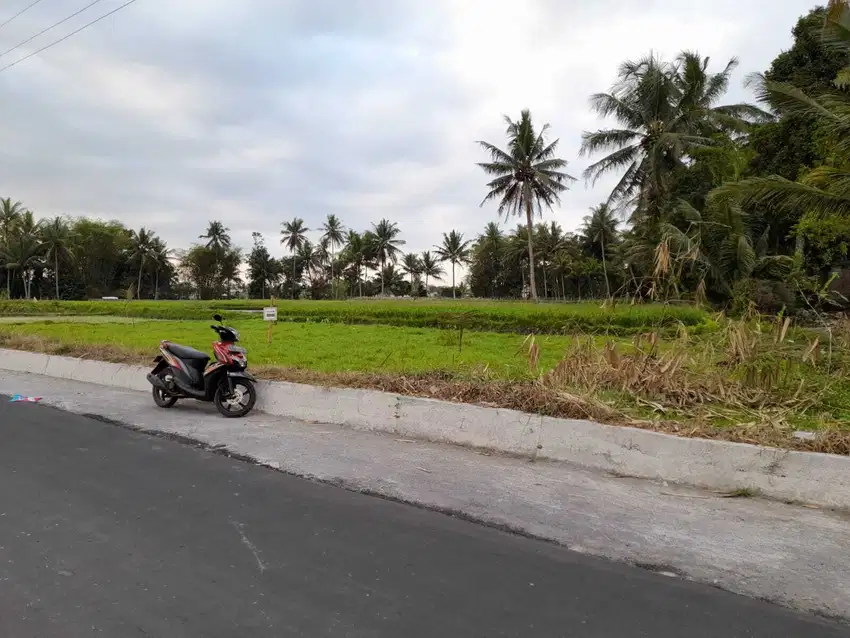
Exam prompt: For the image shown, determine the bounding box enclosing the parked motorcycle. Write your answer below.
[146,314,257,418]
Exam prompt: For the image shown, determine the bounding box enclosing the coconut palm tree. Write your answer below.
[400,252,421,295]
[198,220,231,297]
[434,230,472,298]
[419,251,444,293]
[535,221,567,299]
[671,51,771,134]
[0,198,24,229]
[477,109,575,301]
[479,221,504,245]
[40,216,76,300]
[473,222,506,298]
[280,217,310,299]
[321,214,346,298]
[506,224,533,294]
[377,264,406,295]
[362,230,380,286]
[129,227,155,299]
[580,52,768,237]
[581,204,620,298]
[200,220,231,254]
[370,219,405,295]
[2,236,41,299]
[1,211,42,299]
[344,230,367,297]
[0,198,24,245]
[297,240,322,291]
[0,198,25,298]
[149,237,173,300]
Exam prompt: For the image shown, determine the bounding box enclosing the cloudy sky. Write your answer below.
[0,0,819,259]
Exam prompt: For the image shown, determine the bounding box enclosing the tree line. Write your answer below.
[0,198,619,302]
[1,3,848,309]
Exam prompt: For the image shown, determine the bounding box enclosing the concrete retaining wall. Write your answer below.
[3,347,850,508]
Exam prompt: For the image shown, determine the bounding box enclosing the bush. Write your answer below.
[731,279,793,316]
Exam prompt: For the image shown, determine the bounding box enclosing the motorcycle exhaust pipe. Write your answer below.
[147,373,167,390]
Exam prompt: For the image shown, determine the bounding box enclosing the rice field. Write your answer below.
[0,299,715,335]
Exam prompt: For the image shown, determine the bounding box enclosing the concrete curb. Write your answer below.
[3,347,850,509]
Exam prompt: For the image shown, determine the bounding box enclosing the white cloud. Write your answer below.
[0,0,818,262]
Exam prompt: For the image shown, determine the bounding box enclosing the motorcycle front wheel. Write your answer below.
[214,378,256,418]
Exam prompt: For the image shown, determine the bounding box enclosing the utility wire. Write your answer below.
[0,0,137,73]
[0,0,47,32]
[0,0,106,59]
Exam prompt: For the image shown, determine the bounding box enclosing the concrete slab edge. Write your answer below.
[2,347,849,509]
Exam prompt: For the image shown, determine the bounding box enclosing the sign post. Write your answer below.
[264,298,278,343]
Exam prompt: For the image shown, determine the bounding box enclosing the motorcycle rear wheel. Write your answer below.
[214,379,256,418]
[152,379,178,408]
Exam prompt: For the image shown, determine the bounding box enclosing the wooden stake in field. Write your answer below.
[264,296,278,344]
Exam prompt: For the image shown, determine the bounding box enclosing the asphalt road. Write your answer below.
[0,399,846,638]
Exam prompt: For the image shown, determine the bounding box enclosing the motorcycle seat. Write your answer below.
[165,343,210,361]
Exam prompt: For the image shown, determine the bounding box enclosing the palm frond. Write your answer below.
[802,166,850,198]
[753,254,794,279]
[823,0,850,52]
[476,161,516,177]
[475,141,514,164]
[588,92,644,127]
[713,175,850,218]
[606,161,642,204]
[711,103,774,123]
[660,221,698,256]
[748,76,841,122]
[578,129,640,156]
[581,144,640,185]
[533,157,570,172]
[675,200,703,223]
[700,58,737,105]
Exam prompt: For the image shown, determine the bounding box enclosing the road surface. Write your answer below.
[0,399,846,637]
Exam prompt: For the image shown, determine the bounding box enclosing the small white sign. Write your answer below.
[263,307,278,322]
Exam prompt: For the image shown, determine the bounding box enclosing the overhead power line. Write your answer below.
[0,0,138,74]
[0,0,47,32]
[0,0,106,60]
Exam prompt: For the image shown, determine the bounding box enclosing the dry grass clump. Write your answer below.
[0,333,147,364]
[539,315,825,411]
[527,312,850,453]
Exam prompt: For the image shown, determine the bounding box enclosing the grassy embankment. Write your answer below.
[0,299,848,454]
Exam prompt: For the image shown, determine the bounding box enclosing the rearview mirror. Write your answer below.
[213,314,223,323]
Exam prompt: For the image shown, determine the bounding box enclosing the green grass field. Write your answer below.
[0,315,160,324]
[0,317,577,379]
[0,299,714,336]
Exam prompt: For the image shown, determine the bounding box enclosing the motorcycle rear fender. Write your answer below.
[150,357,168,375]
